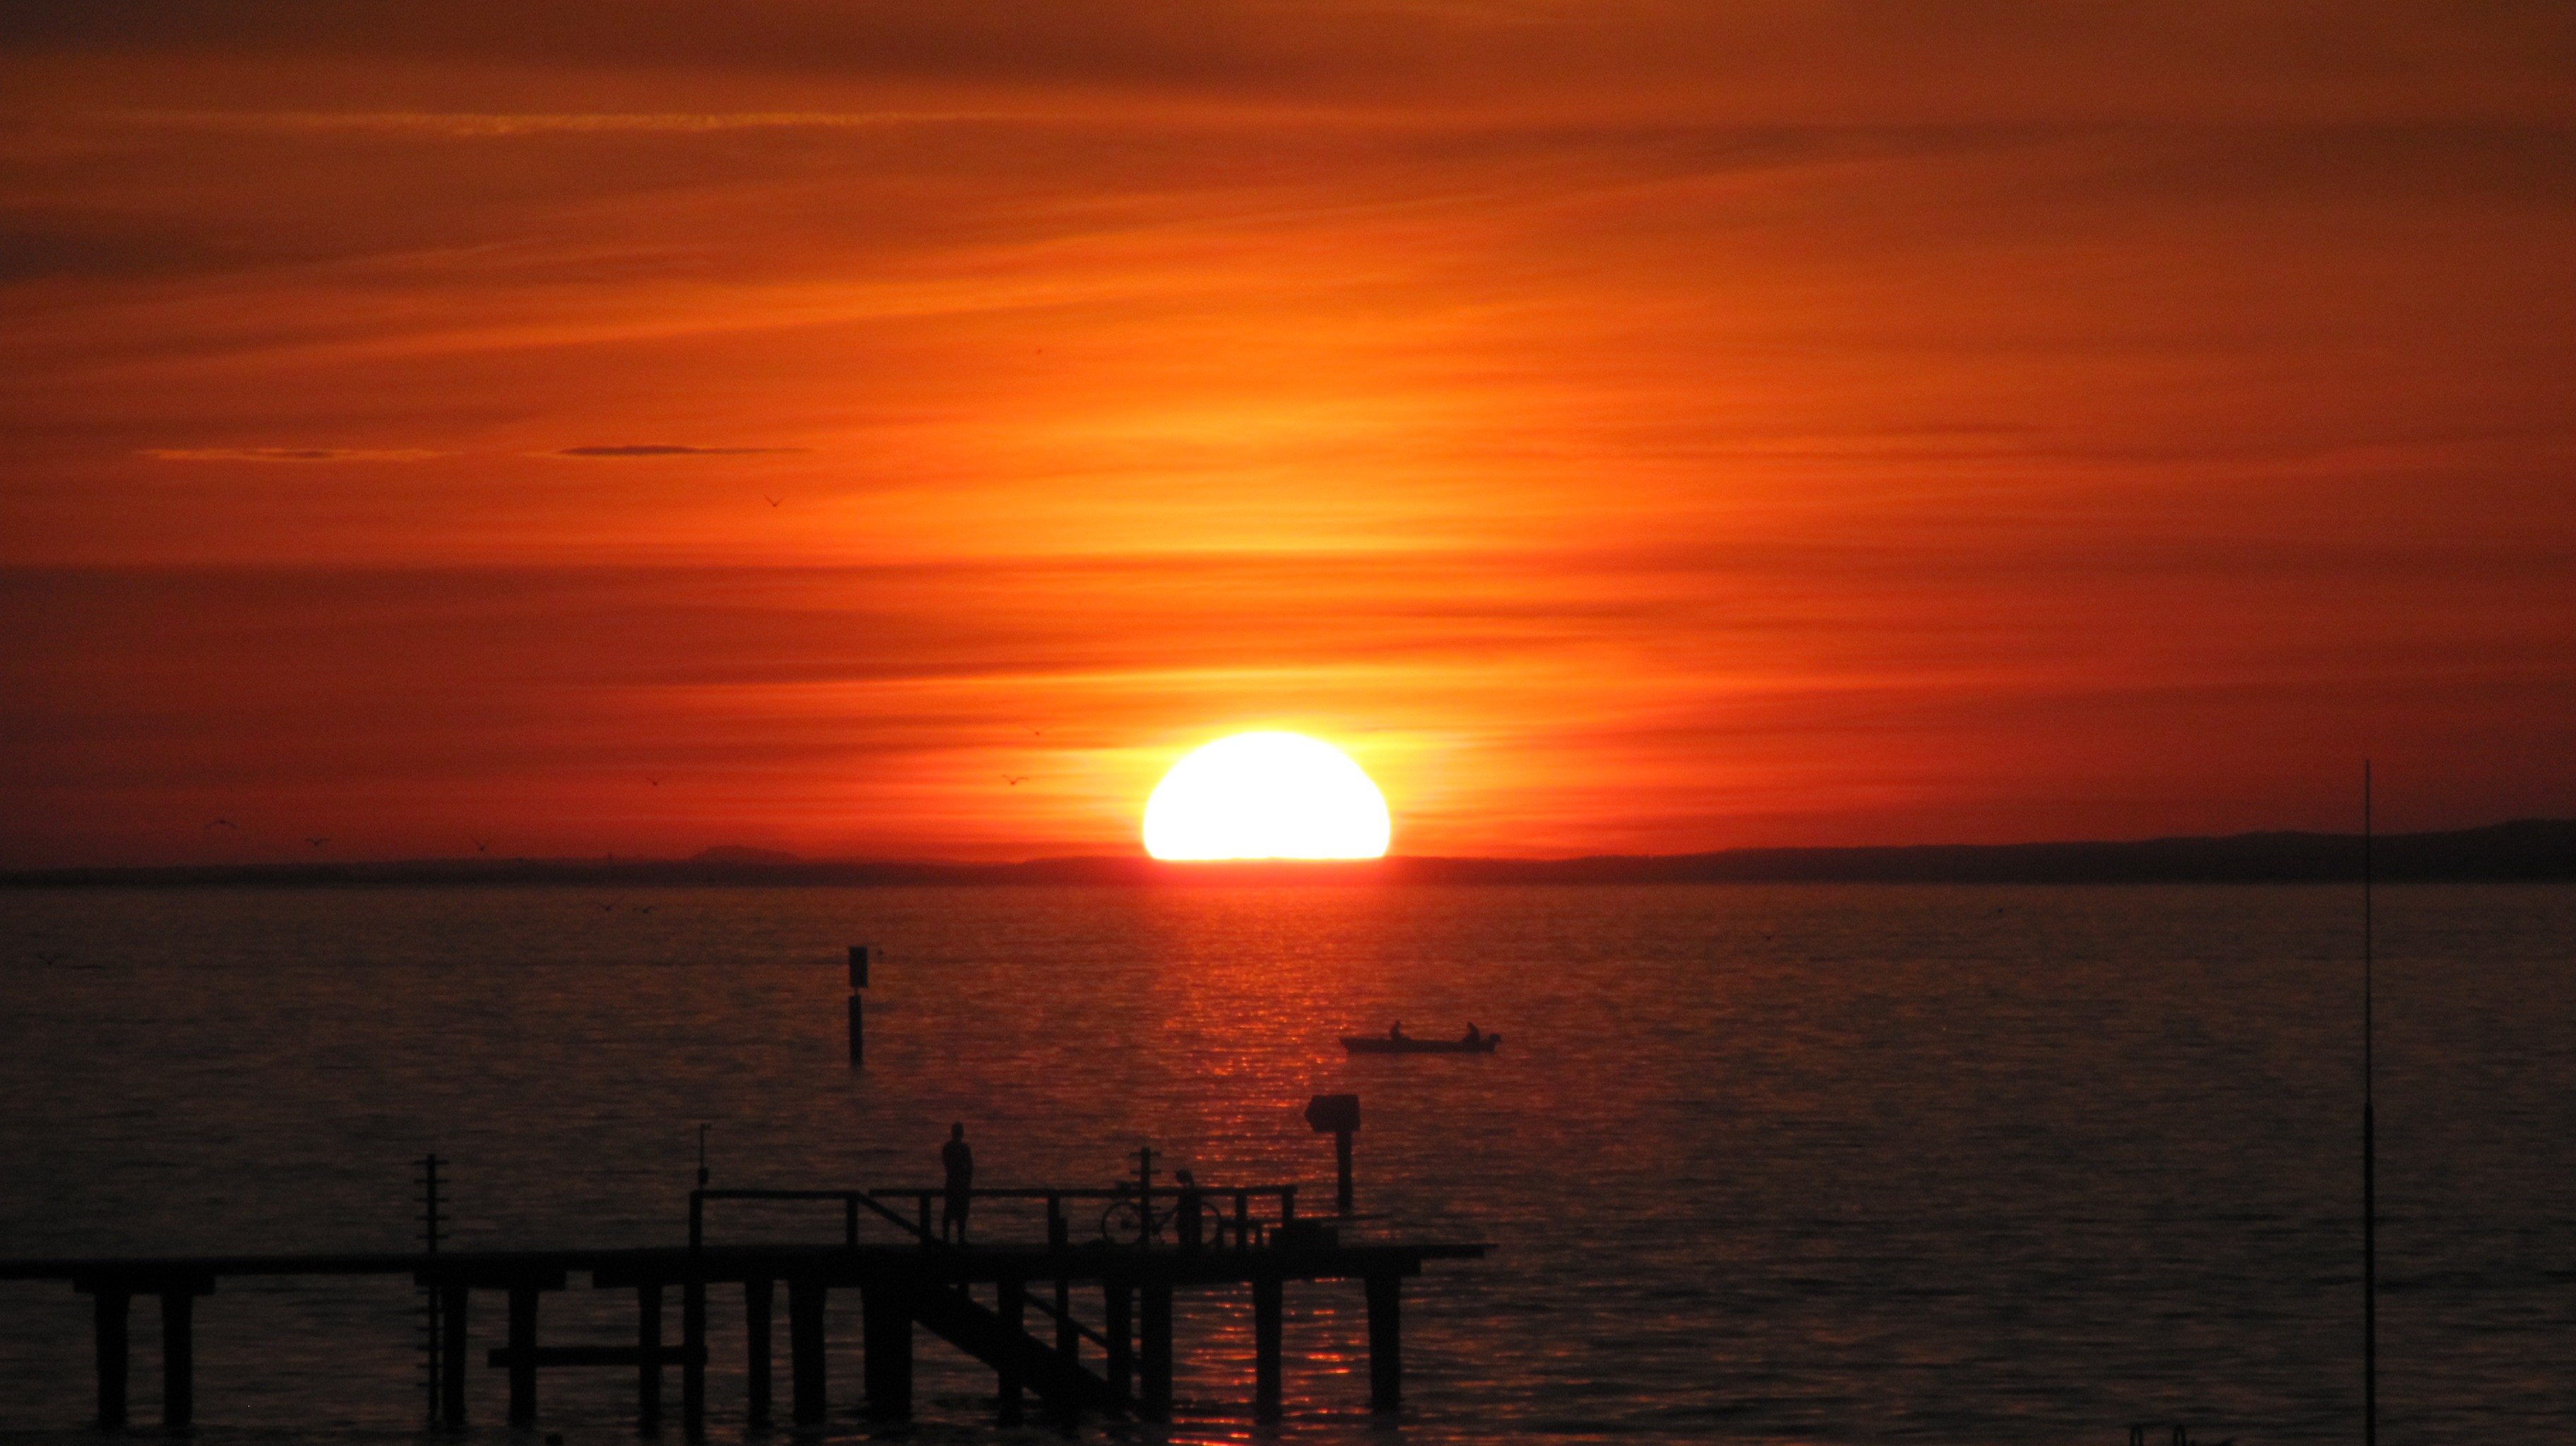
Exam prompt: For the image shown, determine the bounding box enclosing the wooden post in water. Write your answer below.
[847,945,869,1065]
[861,1279,912,1419]
[1253,1272,1284,1421]
[160,1288,198,1433]
[2363,760,2377,1446]
[680,1274,705,1435]
[506,1284,541,1423]
[439,1283,468,1428]
[742,1278,773,1428]
[1055,1278,1076,1367]
[1103,1281,1133,1406]
[89,1285,130,1431]
[997,1277,1026,1423]
[636,1283,662,1425]
[1364,1270,1402,1413]
[787,1279,827,1426]
[1139,1281,1174,1421]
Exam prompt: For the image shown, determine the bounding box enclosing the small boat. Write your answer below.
[1341,1034,1501,1055]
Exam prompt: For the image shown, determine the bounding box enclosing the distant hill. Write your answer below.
[8,818,2574,888]
[691,844,801,865]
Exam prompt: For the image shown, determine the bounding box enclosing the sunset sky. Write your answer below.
[4,3,2572,866]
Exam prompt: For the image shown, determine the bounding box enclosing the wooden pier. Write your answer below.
[0,1180,1486,1434]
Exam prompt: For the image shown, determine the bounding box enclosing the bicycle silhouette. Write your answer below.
[1097,1182,1237,1248]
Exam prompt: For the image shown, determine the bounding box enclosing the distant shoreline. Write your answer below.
[7,818,2573,887]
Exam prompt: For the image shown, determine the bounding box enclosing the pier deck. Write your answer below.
[1,1210,1486,1433]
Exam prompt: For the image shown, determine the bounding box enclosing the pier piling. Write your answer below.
[680,1274,706,1434]
[1365,1270,1401,1413]
[1139,1281,1174,1420]
[90,1286,129,1430]
[635,1284,662,1424]
[438,1282,467,1427]
[997,1277,1025,1422]
[741,1277,772,1426]
[506,1284,541,1422]
[1102,1281,1132,1404]
[787,1279,826,1425]
[160,1288,197,1433]
[861,1277,912,1418]
[1253,1272,1283,1420]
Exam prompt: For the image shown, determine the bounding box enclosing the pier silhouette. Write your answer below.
[2,1147,1485,1434]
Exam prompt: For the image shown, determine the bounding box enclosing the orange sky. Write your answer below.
[4,3,2574,866]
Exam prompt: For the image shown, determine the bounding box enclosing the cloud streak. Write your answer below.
[551,445,808,458]
[141,448,446,462]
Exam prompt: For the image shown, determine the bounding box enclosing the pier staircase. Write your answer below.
[906,1280,1120,1411]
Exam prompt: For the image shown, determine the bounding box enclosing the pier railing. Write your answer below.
[688,1183,1305,1255]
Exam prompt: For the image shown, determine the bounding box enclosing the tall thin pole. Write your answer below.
[2362,760,2375,1446]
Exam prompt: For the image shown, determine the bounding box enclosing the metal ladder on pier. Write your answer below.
[415,1154,451,1429]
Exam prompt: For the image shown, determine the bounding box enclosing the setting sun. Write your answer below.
[1142,732,1393,860]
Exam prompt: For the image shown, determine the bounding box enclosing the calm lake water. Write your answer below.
[2,883,2572,1445]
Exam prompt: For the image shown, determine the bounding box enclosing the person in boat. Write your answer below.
[939,1123,974,1244]
[1463,1022,1481,1044]
[1389,1020,1407,1041]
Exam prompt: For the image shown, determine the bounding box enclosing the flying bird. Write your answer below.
[644,775,662,787]
[1003,775,1029,786]
[471,837,491,854]
[763,495,782,508]
[600,895,626,913]
[306,837,328,848]
[205,818,239,830]
[34,952,61,967]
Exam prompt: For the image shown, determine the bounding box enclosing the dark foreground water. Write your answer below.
[2,883,2572,1445]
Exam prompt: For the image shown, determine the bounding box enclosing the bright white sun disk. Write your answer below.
[1143,732,1392,860]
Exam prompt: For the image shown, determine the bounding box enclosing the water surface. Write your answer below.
[3,883,2571,1443]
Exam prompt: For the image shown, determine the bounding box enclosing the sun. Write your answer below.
[1143,732,1393,860]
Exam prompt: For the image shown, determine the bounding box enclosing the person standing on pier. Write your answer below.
[941,1123,974,1244]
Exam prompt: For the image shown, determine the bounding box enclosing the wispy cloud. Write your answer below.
[105,110,1037,138]
[141,448,446,462]
[551,445,807,458]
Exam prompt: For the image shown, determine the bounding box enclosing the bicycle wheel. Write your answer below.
[1098,1199,1145,1243]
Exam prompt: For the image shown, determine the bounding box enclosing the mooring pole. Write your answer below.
[2363,759,2377,1446]
[847,945,869,1065]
